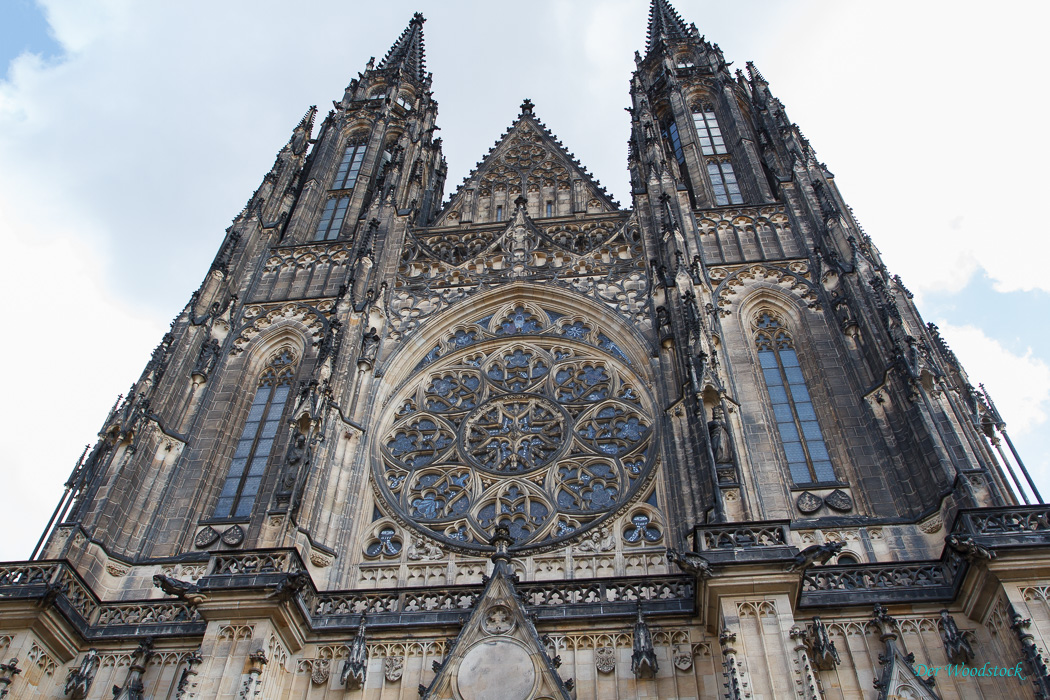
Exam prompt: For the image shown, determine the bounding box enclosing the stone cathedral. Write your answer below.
[3,3,1050,699]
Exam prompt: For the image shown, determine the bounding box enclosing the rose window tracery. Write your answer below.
[376,309,656,552]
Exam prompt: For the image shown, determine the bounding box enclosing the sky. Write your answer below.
[0,0,1047,561]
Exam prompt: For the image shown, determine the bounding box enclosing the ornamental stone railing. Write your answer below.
[307,575,695,629]
[4,506,1050,639]
[693,520,790,550]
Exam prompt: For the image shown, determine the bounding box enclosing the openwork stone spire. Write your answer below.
[378,12,427,81]
[646,0,692,54]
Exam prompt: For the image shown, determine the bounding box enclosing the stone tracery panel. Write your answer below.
[374,308,656,553]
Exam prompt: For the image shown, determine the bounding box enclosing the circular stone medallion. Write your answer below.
[457,640,535,700]
[462,394,568,474]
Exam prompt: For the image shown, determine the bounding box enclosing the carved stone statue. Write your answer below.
[707,406,733,464]
[191,338,221,380]
[265,571,310,601]
[939,610,975,664]
[341,621,368,690]
[946,534,996,562]
[358,327,380,369]
[280,429,309,494]
[631,609,658,678]
[64,649,99,699]
[152,575,204,605]
[666,547,713,579]
[786,541,845,572]
[808,617,840,670]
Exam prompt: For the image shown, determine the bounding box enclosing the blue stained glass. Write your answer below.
[795,402,816,421]
[812,461,835,481]
[777,422,800,443]
[255,438,274,458]
[767,385,789,404]
[247,404,266,422]
[784,367,805,384]
[808,443,830,461]
[220,479,240,498]
[789,463,812,484]
[215,497,234,516]
[763,368,784,386]
[758,351,778,369]
[789,383,811,402]
[261,420,280,438]
[773,404,794,422]
[800,421,823,440]
[248,457,268,477]
[234,440,254,459]
[780,349,800,366]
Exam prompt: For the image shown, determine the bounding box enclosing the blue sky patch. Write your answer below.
[0,0,63,74]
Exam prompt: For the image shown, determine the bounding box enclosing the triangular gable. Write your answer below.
[422,532,572,700]
[433,100,619,227]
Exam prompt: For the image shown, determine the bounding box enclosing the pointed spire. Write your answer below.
[296,105,317,133]
[378,12,427,82]
[646,0,692,54]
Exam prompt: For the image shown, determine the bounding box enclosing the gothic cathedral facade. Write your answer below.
[2,3,1049,699]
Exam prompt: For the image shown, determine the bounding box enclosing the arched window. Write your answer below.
[314,196,350,241]
[692,105,726,155]
[754,312,834,484]
[214,349,297,518]
[332,138,367,190]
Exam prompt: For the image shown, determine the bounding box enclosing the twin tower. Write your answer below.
[2,3,1048,699]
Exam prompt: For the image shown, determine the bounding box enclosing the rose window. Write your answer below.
[377,324,656,552]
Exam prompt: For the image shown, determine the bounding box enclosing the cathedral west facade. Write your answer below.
[2,3,1049,698]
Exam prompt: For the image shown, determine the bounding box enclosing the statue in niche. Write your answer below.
[359,327,380,369]
[192,338,221,380]
[64,649,100,699]
[280,429,309,495]
[707,406,733,464]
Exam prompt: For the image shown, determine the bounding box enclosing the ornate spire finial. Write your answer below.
[520,98,534,115]
[646,0,691,54]
[377,13,427,81]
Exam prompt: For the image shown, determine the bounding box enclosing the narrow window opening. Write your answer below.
[707,160,743,205]
[214,350,296,519]
[754,312,835,485]
[546,201,553,217]
[496,205,504,222]
[314,196,350,241]
[692,106,727,155]
[333,141,366,190]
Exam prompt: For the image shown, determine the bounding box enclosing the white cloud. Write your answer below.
[937,322,1050,435]
[935,321,1050,500]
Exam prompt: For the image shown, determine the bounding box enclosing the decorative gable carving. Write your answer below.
[433,100,618,227]
[390,206,649,340]
[422,531,572,699]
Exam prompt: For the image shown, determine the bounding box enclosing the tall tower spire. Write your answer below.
[378,11,427,82]
[646,0,693,54]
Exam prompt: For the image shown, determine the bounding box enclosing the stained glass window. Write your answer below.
[707,160,742,205]
[333,141,366,190]
[214,350,296,518]
[754,312,835,484]
[314,196,350,241]
[692,106,727,155]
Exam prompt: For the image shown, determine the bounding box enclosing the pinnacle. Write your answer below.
[378,12,427,82]
[646,0,691,54]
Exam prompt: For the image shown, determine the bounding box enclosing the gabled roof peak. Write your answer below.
[431,101,619,226]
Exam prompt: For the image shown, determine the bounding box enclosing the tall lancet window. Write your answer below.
[214,349,297,518]
[692,105,726,155]
[314,196,350,241]
[754,312,834,484]
[332,139,367,190]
